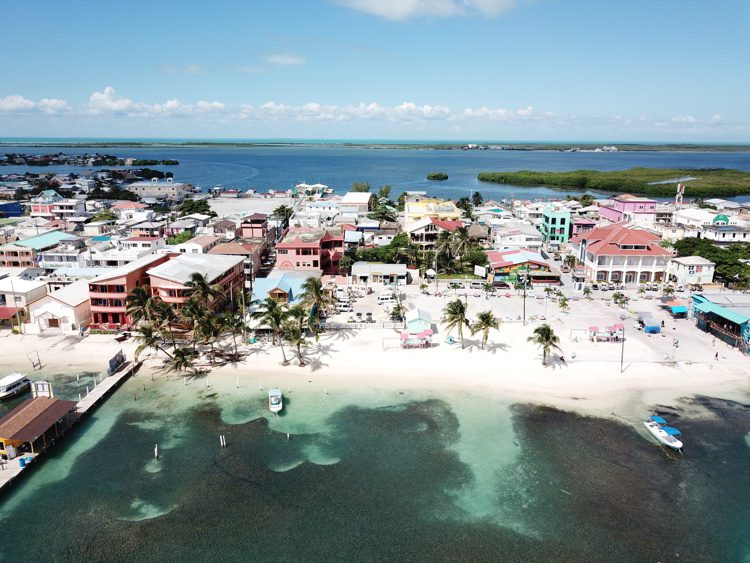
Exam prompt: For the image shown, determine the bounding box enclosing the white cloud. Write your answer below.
[266,53,306,66]
[38,98,71,114]
[0,95,37,112]
[87,86,136,114]
[85,86,224,117]
[338,0,517,20]
[672,115,697,124]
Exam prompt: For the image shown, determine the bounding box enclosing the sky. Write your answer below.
[0,0,748,142]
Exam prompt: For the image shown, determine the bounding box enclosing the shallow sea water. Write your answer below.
[0,373,748,562]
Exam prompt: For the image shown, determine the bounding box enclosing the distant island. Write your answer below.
[0,153,179,167]
[427,172,448,181]
[2,140,750,152]
[478,168,750,197]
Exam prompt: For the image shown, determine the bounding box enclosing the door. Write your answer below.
[47,318,60,328]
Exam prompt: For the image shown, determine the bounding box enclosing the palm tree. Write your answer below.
[181,297,208,349]
[558,296,570,313]
[195,314,224,360]
[442,299,470,348]
[126,285,154,325]
[583,286,593,299]
[472,191,483,207]
[563,255,577,270]
[283,320,309,366]
[612,292,627,307]
[287,303,310,334]
[251,297,288,347]
[168,346,197,374]
[223,309,247,357]
[301,276,332,332]
[150,298,178,346]
[436,231,453,260]
[471,311,500,350]
[662,285,675,297]
[527,323,562,365]
[451,227,471,272]
[273,204,294,228]
[134,324,173,361]
[185,272,225,306]
[637,285,646,298]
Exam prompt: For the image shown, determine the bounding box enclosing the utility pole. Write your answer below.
[620,324,626,373]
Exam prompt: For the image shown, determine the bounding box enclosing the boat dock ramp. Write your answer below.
[0,360,138,496]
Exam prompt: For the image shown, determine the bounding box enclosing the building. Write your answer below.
[484,249,560,286]
[350,262,409,285]
[0,201,23,218]
[572,223,672,284]
[174,235,221,254]
[0,395,78,458]
[126,178,190,199]
[37,239,88,272]
[0,231,80,268]
[209,240,265,289]
[129,221,165,238]
[493,222,543,252]
[672,207,740,230]
[404,198,462,224]
[121,236,165,254]
[147,253,245,309]
[598,194,657,224]
[406,218,463,251]
[540,203,571,245]
[0,276,48,328]
[82,220,116,237]
[88,254,169,328]
[209,219,239,240]
[700,224,750,244]
[275,227,345,274]
[340,192,373,214]
[240,213,271,240]
[571,217,597,237]
[667,256,715,285]
[163,218,197,238]
[692,293,750,353]
[26,279,91,335]
[250,272,310,305]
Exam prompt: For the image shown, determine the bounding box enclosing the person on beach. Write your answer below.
[715,351,719,361]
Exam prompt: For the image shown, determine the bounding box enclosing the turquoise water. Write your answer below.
[3,143,750,201]
[1,372,748,561]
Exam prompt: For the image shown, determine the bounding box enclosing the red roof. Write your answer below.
[0,306,23,320]
[110,201,148,210]
[573,223,670,256]
[124,236,161,242]
[431,219,463,232]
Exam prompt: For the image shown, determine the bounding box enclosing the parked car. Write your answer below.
[469,281,484,290]
[676,284,685,292]
[336,303,353,312]
[448,281,464,289]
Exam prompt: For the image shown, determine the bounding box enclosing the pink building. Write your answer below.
[598,194,656,225]
[571,217,597,237]
[275,227,345,274]
[88,254,169,328]
[147,254,245,309]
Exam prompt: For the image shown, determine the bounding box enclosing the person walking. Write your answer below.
[715,351,719,361]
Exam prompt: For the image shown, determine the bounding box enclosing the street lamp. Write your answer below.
[518,265,529,326]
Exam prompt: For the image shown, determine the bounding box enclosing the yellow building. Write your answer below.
[404,198,462,223]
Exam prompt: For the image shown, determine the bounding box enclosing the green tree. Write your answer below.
[92,209,117,222]
[558,295,570,313]
[168,346,197,374]
[442,299,470,349]
[377,185,392,203]
[471,310,500,350]
[126,285,154,325]
[195,314,224,359]
[272,205,294,228]
[472,191,484,207]
[583,286,593,299]
[527,323,562,365]
[662,285,675,297]
[134,324,173,361]
[396,192,406,212]
[563,255,577,270]
[611,292,627,307]
[223,309,247,357]
[455,197,473,218]
[351,182,371,192]
[451,227,472,271]
[370,204,397,222]
[338,255,353,275]
[283,320,309,366]
[637,285,646,298]
[251,297,288,348]
[167,231,194,245]
[185,272,224,307]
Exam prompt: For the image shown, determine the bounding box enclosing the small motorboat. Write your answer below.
[0,373,31,400]
[268,388,283,414]
[643,415,683,450]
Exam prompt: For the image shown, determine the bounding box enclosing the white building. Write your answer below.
[667,256,715,286]
[0,277,48,309]
[126,178,190,199]
[340,192,372,214]
[26,279,91,335]
[492,222,544,251]
[350,262,409,285]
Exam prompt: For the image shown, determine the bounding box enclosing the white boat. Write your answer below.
[0,373,31,400]
[268,388,283,413]
[643,415,683,450]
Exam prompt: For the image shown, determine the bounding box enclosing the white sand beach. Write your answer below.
[3,285,747,424]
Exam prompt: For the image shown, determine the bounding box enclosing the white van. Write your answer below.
[377,293,396,304]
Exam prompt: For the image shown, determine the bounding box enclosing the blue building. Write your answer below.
[692,293,750,353]
[0,201,23,218]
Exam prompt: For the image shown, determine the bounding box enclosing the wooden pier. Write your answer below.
[0,361,139,496]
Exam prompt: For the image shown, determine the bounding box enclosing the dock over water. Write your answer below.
[0,361,138,495]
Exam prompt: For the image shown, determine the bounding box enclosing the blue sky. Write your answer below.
[1,0,748,141]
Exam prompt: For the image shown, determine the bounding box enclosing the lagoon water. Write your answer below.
[3,143,750,201]
[0,371,748,562]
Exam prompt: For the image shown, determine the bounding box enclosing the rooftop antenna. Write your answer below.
[675,183,685,208]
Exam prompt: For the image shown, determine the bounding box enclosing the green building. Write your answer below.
[540,203,571,246]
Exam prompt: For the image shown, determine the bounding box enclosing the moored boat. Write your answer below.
[0,373,32,400]
[643,415,683,450]
[268,388,283,413]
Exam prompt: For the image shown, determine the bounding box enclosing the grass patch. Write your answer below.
[478,168,750,197]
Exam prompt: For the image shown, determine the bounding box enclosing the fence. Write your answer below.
[321,321,402,331]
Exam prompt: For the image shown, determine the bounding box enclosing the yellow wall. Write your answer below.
[404,199,461,222]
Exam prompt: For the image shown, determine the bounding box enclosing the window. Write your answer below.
[313,260,319,267]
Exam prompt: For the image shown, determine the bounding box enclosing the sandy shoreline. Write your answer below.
[3,319,748,425]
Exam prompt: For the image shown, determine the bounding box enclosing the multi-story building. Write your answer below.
[404,198,462,224]
[668,256,715,286]
[484,249,560,286]
[129,221,165,238]
[126,178,190,199]
[38,239,88,272]
[406,218,462,251]
[275,227,345,274]
[174,235,221,254]
[540,203,571,245]
[163,218,197,238]
[208,219,239,240]
[492,222,543,251]
[88,254,169,328]
[0,231,80,268]
[209,240,265,289]
[240,213,271,240]
[147,254,245,309]
[339,192,373,215]
[598,194,657,225]
[572,224,672,284]
[571,217,597,238]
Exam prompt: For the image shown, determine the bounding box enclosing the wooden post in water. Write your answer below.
[154,444,159,459]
